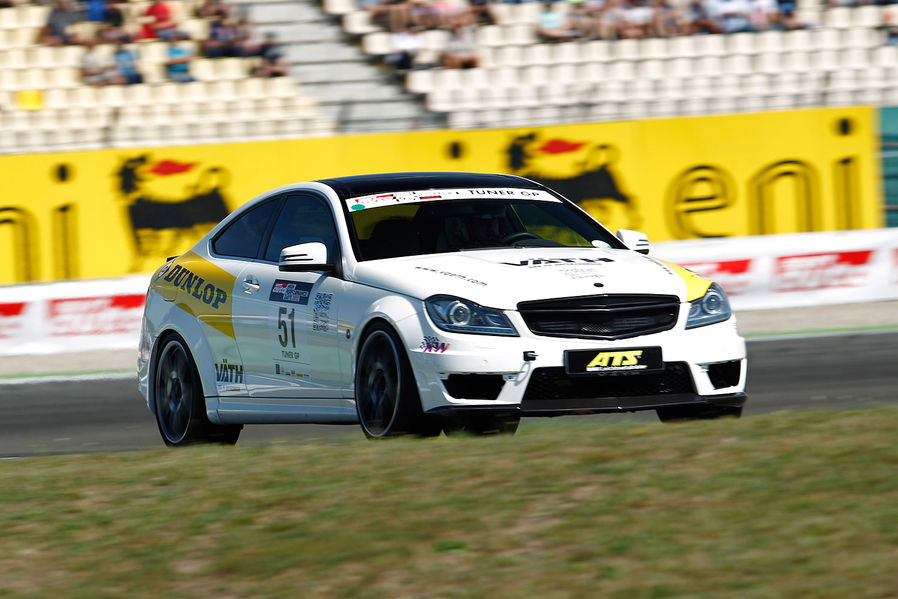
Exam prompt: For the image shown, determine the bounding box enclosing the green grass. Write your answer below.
[2,409,897,598]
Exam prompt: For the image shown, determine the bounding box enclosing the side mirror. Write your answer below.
[278,242,335,272]
[616,229,650,255]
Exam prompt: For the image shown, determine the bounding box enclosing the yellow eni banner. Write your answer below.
[0,106,882,284]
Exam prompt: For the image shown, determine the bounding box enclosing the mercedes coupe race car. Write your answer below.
[138,172,747,445]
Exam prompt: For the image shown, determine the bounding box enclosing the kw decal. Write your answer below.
[151,251,237,338]
[215,360,244,383]
[502,257,614,267]
[587,350,643,368]
[421,336,449,353]
[650,258,712,301]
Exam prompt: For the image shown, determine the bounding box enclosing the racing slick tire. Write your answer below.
[442,413,520,436]
[153,334,242,446]
[656,405,743,423]
[355,322,442,439]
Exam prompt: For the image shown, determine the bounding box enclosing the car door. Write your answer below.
[231,192,345,400]
[196,196,282,397]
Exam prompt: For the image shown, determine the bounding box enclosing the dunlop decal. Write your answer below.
[152,251,237,338]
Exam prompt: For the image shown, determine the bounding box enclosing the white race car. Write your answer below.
[138,172,746,445]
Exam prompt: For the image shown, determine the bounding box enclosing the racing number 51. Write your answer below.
[278,307,296,348]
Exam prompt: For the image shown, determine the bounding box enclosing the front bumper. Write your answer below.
[428,391,748,416]
[406,311,747,414]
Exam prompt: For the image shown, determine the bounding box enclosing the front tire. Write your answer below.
[153,335,241,446]
[657,405,743,423]
[355,323,441,439]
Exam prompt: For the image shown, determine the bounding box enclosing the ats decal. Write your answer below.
[215,359,244,383]
[270,280,313,305]
[587,350,644,370]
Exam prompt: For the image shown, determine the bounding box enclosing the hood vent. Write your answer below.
[517,294,679,340]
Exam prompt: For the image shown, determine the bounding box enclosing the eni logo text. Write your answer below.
[587,350,643,368]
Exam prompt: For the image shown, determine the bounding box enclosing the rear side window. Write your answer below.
[211,200,280,259]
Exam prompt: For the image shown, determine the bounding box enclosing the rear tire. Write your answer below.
[355,323,441,439]
[657,405,743,423]
[153,335,242,446]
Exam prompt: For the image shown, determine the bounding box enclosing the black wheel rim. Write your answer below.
[357,331,401,437]
[155,341,193,444]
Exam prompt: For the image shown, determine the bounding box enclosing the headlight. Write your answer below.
[425,295,518,336]
[685,283,732,329]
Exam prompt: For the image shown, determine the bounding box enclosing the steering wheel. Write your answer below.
[501,231,542,246]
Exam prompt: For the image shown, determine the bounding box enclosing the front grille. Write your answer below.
[522,362,695,401]
[517,294,679,340]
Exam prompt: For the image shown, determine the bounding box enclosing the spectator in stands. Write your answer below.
[682,0,720,33]
[112,42,144,84]
[197,0,233,19]
[537,2,576,42]
[253,32,289,77]
[468,0,496,26]
[233,17,261,56]
[98,0,131,43]
[81,38,115,85]
[652,0,681,37]
[165,41,197,82]
[203,11,239,57]
[86,0,107,23]
[620,0,654,38]
[567,1,598,40]
[879,12,898,45]
[140,0,190,41]
[40,0,81,46]
[708,0,757,33]
[441,20,479,68]
[384,22,420,72]
[596,0,628,39]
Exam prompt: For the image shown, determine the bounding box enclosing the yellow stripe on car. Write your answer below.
[652,258,713,302]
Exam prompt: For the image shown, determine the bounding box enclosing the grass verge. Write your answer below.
[1,408,897,599]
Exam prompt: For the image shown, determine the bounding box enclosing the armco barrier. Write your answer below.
[1,229,896,356]
[0,106,882,284]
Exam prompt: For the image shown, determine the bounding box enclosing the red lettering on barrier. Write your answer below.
[48,294,145,336]
[773,250,873,292]
[0,302,27,339]
[681,259,753,296]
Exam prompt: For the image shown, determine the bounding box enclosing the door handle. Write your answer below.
[242,275,260,294]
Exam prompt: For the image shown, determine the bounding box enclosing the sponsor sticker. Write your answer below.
[420,335,449,353]
[269,280,313,305]
[565,346,662,375]
[773,250,873,292]
[346,188,559,211]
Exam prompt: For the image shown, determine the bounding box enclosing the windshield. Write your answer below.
[347,189,623,261]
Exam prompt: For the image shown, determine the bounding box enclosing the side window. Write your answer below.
[211,200,280,259]
[264,194,339,262]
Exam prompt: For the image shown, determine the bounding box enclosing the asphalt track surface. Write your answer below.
[1,330,896,458]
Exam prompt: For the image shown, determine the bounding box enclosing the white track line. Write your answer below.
[746,327,898,343]
[0,372,135,386]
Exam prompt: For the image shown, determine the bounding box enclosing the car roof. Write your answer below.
[316,172,544,201]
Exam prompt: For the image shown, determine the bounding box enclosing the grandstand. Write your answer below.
[0,0,896,151]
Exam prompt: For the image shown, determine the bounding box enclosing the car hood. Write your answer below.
[350,247,711,309]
